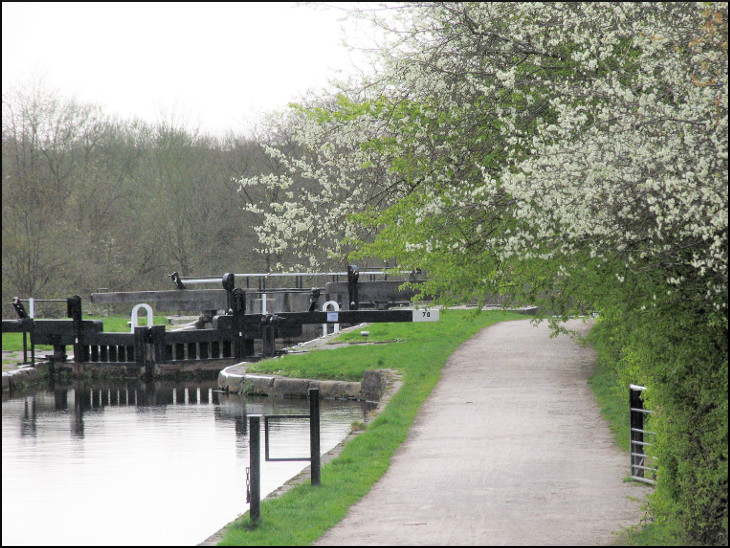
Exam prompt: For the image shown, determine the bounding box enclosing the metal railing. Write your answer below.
[179,268,422,291]
[630,384,658,484]
[246,387,321,525]
[12,297,67,319]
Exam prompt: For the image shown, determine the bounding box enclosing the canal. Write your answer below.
[2,380,369,545]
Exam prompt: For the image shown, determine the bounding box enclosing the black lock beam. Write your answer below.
[347,265,360,310]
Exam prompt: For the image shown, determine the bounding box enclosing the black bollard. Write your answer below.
[309,387,321,486]
[347,265,359,310]
[67,295,82,364]
[249,415,261,524]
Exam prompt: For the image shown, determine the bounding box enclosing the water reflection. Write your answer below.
[20,397,35,437]
[2,380,369,546]
[8,381,226,440]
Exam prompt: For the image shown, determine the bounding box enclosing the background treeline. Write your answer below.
[1,84,330,317]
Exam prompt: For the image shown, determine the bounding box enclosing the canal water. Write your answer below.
[2,380,369,546]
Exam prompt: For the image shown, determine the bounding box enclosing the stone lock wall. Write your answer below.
[218,366,389,402]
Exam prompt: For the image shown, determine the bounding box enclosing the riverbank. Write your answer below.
[1,361,40,391]
[210,309,528,545]
[199,367,403,546]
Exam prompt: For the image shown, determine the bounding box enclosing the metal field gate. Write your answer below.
[629,384,658,484]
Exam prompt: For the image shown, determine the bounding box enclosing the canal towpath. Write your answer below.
[314,318,647,546]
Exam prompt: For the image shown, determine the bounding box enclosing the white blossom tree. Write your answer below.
[238,4,727,541]
[239,3,726,311]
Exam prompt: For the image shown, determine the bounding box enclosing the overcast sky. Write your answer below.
[2,2,374,136]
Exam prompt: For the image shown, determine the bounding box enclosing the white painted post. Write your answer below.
[29,298,35,318]
[130,303,154,332]
[322,301,340,336]
[255,293,278,314]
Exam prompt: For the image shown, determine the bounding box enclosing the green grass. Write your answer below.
[620,520,689,546]
[329,323,407,344]
[218,309,526,546]
[2,332,54,353]
[586,348,631,454]
[86,314,168,332]
[1,314,168,352]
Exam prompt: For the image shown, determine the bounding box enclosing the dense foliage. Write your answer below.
[240,3,728,543]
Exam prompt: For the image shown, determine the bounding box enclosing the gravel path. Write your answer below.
[314,319,646,546]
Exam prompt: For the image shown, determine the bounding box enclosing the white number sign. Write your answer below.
[412,309,439,322]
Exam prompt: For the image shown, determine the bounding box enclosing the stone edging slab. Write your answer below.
[218,364,388,402]
[2,366,40,392]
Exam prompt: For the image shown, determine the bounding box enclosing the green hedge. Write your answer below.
[588,296,728,545]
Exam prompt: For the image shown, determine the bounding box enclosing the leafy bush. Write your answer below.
[589,296,728,545]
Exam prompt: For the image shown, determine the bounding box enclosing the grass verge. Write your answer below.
[217,309,525,546]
